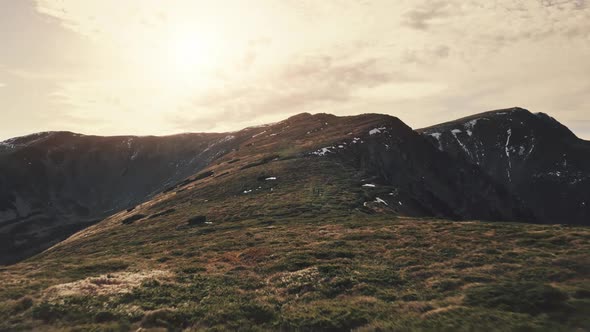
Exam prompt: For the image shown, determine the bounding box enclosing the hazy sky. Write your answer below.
[1,0,589,140]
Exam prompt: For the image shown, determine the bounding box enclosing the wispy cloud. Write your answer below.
[402,1,456,30]
[170,55,415,129]
[0,0,586,139]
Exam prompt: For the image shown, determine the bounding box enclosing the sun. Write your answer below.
[134,22,232,90]
[167,33,206,71]
[152,24,226,87]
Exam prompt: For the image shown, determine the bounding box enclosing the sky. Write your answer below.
[1,0,589,140]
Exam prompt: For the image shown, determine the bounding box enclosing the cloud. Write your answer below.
[402,1,456,30]
[402,45,450,64]
[170,55,413,130]
[0,83,5,88]
[0,0,583,140]
[401,0,590,49]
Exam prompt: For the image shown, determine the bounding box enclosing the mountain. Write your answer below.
[0,113,532,265]
[0,111,588,331]
[419,107,590,225]
[0,131,246,264]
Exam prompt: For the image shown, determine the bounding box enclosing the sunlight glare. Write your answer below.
[167,33,205,71]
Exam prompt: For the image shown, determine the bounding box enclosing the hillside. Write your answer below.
[1,112,533,265]
[0,111,588,330]
[419,107,590,225]
[0,131,243,264]
[1,211,589,330]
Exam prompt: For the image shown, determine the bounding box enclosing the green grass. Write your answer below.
[0,158,588,331]
[1,215,588,331]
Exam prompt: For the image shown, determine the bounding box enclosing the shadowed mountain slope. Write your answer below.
[419,107,590,225]
[77,112,529,230]
[0,131,248,264]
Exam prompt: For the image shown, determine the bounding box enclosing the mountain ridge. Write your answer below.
[0,109,587,265]
[0,109,589,331]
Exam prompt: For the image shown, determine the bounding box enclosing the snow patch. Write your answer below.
[428,132,443,151]
[505,128,512,182]
[311,147,334,156]
[265,177,277,181]
[362,184,376,188]
[525,136,536,159]
[252,130,267,138]
[463,119,479,136]
[451,129,472,158]
[369,127,386,135]
[374,197,388,206]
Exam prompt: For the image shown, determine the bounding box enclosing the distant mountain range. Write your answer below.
[1,107,588,265]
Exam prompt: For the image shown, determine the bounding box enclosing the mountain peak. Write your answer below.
[418,108,589,225]
[285,112,314,122]
[421,107,577,141]
[479,107,531,117]
[506,106,530,113]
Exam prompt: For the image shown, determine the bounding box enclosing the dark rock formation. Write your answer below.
[418,107,590,224]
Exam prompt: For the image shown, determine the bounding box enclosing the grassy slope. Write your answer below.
[0,116,589,331]
[0,158,588,331]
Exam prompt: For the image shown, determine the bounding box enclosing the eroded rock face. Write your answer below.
[418,107,590,225]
